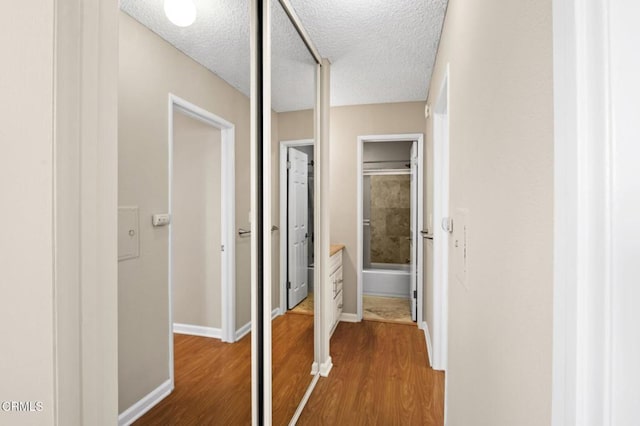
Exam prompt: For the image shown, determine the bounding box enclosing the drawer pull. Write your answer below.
[338,304,343,309]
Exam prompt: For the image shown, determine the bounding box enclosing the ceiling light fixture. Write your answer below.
[164,0,197,27]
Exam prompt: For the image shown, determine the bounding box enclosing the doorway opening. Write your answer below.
[279,139,315,316]
[357,134,424,325]
[168,94,237,387]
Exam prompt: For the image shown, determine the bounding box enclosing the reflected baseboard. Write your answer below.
[339,313,359,323]
[288,373,320,426]
[173,323,222,339]
[234,308,282,341]
[118,379,172,426]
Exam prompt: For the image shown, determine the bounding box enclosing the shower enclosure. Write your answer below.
[362,141,415,301]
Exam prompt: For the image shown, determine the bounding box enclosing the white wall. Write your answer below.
[172,111,222,328]
[425,0,554,424]
[0,3,55,424]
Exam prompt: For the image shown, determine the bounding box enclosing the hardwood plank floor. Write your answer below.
[297,321,445,426]
[135,313,314,426]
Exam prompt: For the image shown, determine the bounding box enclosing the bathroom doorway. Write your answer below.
[357,134,424,325]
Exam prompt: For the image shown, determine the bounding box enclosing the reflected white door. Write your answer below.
[287,147,309,309]
[410,142,418,321]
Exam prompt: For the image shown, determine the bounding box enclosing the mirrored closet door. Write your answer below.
[117,1,255,424]
[269,0,319,424]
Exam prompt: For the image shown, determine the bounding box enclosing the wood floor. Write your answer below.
[298,321,445,425]
[134,317,444,425]
[135,313,314,426]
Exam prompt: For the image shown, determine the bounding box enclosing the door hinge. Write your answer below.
[221,244,225,252]
[413,290,417,299]
[288,281,292,289]
[286,160,291,169]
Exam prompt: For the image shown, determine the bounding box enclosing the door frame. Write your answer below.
[279,139,314,314]
[356,134,424,322]
[167,94,237,384]
[431,65,450,372]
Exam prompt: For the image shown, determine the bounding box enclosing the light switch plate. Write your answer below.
[452,208,469,290]
[118,206,139,261]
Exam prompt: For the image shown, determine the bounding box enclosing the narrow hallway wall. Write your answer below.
[424,0,554,424]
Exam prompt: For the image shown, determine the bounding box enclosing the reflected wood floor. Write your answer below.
[135,314,314,426]
[298,321,445,425]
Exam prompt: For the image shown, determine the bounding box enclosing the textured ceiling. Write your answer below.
[119,0,447,111]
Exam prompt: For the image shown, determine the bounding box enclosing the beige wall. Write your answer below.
[118,12,252,412]
[0,2,55,423]
[425,0,554,424]
[172,112,222,328]
[329,102,426,314]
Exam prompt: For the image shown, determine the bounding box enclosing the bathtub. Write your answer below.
[363,263,410,298]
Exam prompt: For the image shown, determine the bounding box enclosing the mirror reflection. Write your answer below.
[270,1,318,424]
[117,1,253,423]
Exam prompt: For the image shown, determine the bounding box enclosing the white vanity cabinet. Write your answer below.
[328,245,344,336]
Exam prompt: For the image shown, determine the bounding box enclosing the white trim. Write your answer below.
[53,0,119,422]
[271,307,280,319]
[118,379,172,426]
[288,373,321,426]
[173,323,222,339]
[279,139,315,315]
[249,2,259,423]
[431,65,450,372]
[339,313,360,323]
[261,4,274,422]
[168,94,237,391]
[236,321,252,341]
[552,1,614,425]
[362,169,411,176]
[356,134,424,323]
[420,321,433,368]
[315,59,332,383]
[319,357,333,377]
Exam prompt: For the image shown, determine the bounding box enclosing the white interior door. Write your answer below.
[410,142,418,321]
[287,147,309,309]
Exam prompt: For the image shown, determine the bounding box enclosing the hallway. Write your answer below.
[299,321,444,425]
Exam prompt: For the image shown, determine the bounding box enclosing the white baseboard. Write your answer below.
[421,321,433,368]
[319,356,333,377]
[118,379,172,426]
[340,313,360,323]
[236,321,251,341]
[311,361,319,375]
[288,373,320,426]
[234,309,280,342]
[173,323,221,339]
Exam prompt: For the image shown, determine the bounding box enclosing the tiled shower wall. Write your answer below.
[369,174,411,264]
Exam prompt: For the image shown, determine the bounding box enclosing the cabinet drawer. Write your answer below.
[329,250,342,274]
